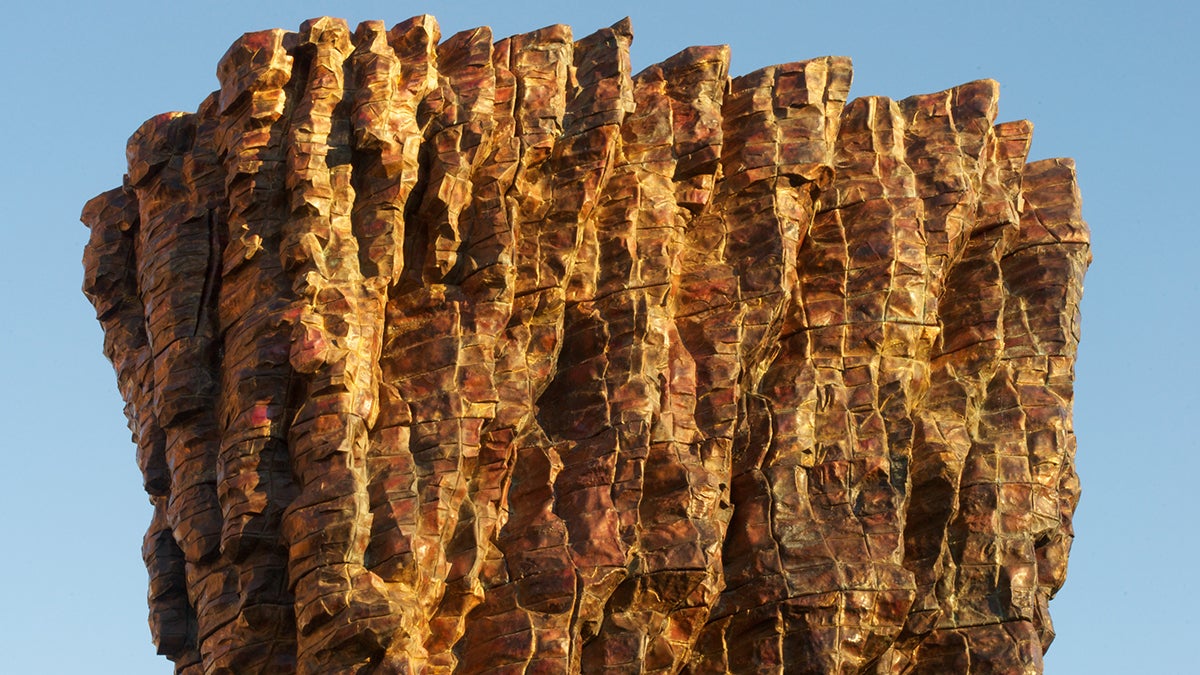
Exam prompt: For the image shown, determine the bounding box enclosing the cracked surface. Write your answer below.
[82,14,1088,675]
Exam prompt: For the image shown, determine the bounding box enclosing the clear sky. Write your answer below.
[1,1,1194,672]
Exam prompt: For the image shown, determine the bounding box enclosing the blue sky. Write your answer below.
[1,1,1194,672]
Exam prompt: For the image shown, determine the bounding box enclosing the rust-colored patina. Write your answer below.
[83,15,1088,674]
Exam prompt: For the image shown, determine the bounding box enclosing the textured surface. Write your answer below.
[82,15,1088,674]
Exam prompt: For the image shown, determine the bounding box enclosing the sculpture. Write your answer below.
[82,15,1089,674]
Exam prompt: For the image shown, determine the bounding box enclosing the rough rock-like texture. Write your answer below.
[82,15,1089,675]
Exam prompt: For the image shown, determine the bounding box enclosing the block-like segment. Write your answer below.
[889,118,1032,671]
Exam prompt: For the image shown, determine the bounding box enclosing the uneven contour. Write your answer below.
[82,15,1089,675]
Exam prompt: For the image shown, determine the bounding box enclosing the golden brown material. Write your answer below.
[82,15,1088,674]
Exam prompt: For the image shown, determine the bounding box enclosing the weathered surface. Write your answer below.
[82,15,1088,674]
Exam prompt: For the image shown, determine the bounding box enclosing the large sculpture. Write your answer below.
[82,15,1089,674]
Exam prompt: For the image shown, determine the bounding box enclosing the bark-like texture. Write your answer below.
[82,15,1088,675]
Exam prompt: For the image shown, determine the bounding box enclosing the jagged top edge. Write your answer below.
[199,16,1011,126]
